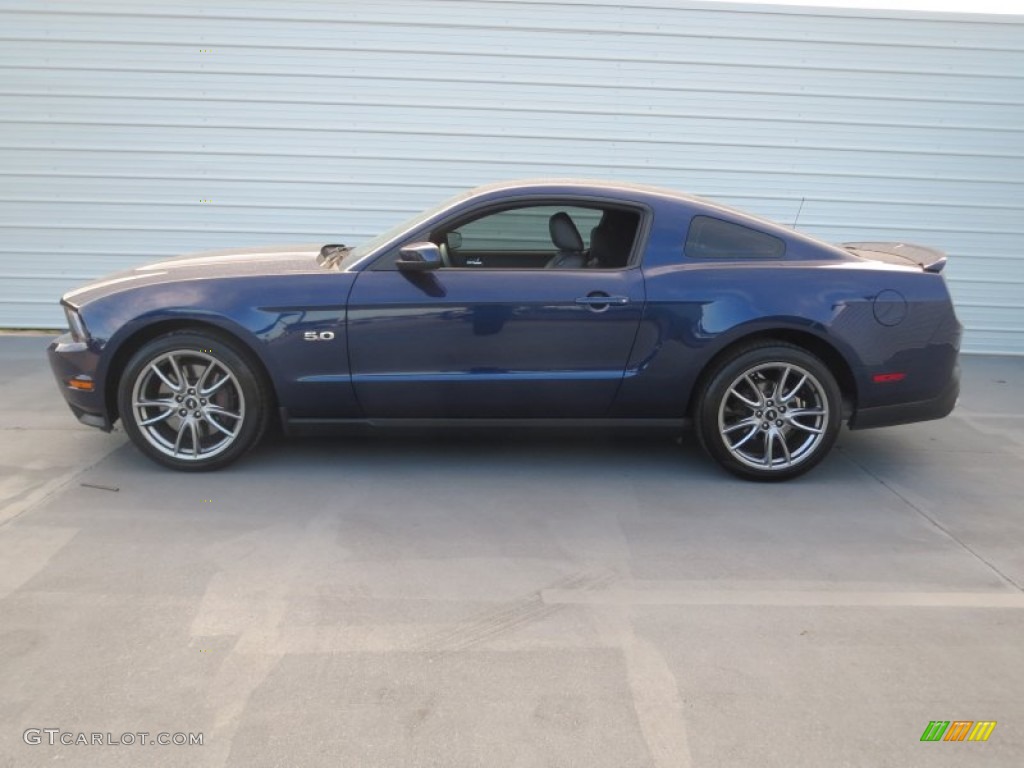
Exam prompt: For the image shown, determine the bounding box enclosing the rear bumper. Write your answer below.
[47,333,113,432]
[848,363,959,430]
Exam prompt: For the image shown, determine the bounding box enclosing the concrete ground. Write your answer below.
[1,333,1022,768]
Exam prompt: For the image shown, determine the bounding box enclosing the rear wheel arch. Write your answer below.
[694,342,843,480]
[103,319,278,425]
[687,329,858,419]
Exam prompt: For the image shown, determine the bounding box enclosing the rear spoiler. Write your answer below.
[843,242,947,274]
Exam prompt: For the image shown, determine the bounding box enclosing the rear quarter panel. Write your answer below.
[617,199,960,419]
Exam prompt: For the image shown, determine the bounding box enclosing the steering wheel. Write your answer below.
[439,242,451,268]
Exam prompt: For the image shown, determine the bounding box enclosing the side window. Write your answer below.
[685,215,785,259]
[455,206,602,253]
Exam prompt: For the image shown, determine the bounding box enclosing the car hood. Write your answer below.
[63,243,325,306]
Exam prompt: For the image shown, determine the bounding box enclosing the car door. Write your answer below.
[346,203,646,419]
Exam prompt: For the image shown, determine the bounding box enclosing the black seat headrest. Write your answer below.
[589,210,638,268]
[589,222,616,268]
[549,212,584,253]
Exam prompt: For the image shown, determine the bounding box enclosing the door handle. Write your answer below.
[575,295,629,306]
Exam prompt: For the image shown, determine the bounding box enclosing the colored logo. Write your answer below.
[920,721,996,742]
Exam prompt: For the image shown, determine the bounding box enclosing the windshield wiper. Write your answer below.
[318,243,352,268]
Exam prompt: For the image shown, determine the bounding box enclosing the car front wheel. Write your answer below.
[117,331,269,470]
[696,343,842,481]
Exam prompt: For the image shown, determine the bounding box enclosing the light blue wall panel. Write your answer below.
[0,0,1021,352]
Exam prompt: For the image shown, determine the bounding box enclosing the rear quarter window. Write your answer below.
[685,215,786,259]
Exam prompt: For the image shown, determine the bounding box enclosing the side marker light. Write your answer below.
[872,373,906,383]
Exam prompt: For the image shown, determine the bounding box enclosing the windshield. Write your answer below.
[325,189,475,270]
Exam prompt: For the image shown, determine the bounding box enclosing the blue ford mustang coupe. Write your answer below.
[48,180,961,480]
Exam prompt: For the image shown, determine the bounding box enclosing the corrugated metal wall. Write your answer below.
[1,0,1021,353]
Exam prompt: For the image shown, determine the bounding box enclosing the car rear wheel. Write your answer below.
[117,331,269,471]
[696,343,841,481]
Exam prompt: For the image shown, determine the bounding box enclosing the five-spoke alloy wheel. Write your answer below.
[697,343,841,481]
[118,332,269,470]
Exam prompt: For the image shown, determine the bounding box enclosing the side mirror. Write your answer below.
[397,242,442,271]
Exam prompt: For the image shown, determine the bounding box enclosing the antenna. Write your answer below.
[792,197,805,230]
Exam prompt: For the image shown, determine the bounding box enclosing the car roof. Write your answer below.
[463,178,815,244]
[472,179,870,264]
[466,177,707,206]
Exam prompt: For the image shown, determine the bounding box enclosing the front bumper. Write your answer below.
[848,363,960,430]
[47,333,113,431]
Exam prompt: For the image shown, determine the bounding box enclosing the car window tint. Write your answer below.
[457,206,602,252]
[685,215,785,259]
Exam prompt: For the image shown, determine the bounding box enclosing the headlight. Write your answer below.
[63,304,89,342]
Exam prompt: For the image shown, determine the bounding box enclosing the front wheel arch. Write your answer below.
[116,330,273,470]
[104,319,278,427]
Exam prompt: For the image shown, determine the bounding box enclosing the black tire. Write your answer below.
[695,342,842,481]
[117,331,270,471]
